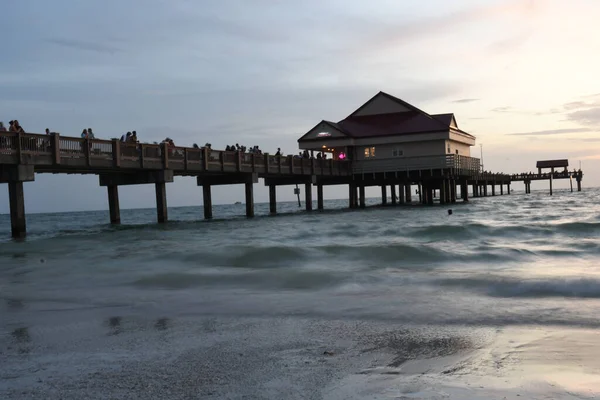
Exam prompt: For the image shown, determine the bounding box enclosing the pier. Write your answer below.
[0,131,524,239]
[0,91,585,239]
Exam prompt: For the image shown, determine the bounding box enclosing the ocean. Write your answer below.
[1,188,600,399]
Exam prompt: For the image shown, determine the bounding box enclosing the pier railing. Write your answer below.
[0,132,351,176]
[353,154,487,176]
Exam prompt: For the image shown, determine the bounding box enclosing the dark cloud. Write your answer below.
[47,38,121,54]
[452,98,479,103]
[566,107,600,127]
[508,128,592,136]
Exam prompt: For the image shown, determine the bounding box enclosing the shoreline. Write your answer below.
[2,315,599,399]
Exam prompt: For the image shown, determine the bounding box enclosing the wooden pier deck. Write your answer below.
[0,132,582,238]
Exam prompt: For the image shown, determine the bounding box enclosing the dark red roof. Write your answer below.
[431,113,454,126]
[298,91,475,142]
[332,111,450,138]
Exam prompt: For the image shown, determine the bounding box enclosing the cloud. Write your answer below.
[452,98,479,103]
[508,128,592,136]
[357,0,538,53]
[566,108,600,126]
[487,30,532,52]
[491,106,513,113]
[47,38,122,54]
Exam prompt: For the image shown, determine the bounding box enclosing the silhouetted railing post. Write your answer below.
[162,143,169,169]
[52,134,61,165]
[202,147,209,170]
[140,144,145,168]
[16,132,23,164]
[84,139,91,167]
[111,139,121,167]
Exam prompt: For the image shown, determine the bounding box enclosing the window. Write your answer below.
[447,144,451,153]
[364,147,375,158]
[393,148,403,157]
[455,149,459,155]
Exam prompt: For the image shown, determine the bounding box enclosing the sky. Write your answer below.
[1,0,599,214]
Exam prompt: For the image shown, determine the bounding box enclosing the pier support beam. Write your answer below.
[492,184,496,196]
[405,184,411,203]
[390,185,397,205]
[577,178,581,192]
[508,183,511,194]
[399,184,406,204]
[317,184,324,210]
[359,185,366,208]
[381,185,387,205]
[8,181,26,239]
[500,184,504,195]
[472,184,478,198]
[450,180,456,203]
[304,183,312,211]
[107,185,120,224]
[269,185,277,215]
[245,182,255,217]
[549,175,553,196]
[427,185,434,205]
[440,180,447,205]
[349,183,356,209]
[155,182,168,223]
[203,184,213,219]
[418,184,422,203]
[570,178,573,192]
[461,181,469,202]
[483,185,488,197]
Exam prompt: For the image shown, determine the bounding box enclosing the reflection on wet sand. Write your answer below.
[12,327,30,343]
[155,318,169,331]
[107,316,122,335]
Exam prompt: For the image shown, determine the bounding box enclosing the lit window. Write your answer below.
[317,132,331,137]
[370,147,375,157]
[364,147,370,157]
[393,148,403,157]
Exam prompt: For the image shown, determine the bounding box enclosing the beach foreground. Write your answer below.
[2,315,599,399]
[2,190,600,398]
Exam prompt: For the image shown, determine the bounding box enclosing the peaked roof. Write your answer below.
[298,91,475,142]
[431,113,454,126]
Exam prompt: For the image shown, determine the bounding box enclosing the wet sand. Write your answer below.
[2,315,599,399]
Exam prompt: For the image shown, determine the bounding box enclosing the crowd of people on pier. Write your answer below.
[0,120,26,133]
[0,121,340,161]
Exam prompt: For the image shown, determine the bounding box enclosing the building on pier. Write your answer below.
[297,91,479,174]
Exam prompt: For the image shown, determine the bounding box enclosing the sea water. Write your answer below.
[1,189,600,399]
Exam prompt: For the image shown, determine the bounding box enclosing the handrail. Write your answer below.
[0,131,351,175]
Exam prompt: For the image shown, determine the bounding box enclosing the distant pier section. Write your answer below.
[511,159,583,195]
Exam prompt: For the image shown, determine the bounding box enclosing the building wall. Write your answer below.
[354,140,446,160]
[446,140,471,157]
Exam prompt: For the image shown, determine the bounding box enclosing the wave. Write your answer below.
[133,269,349,290]
[436,276,600,299]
